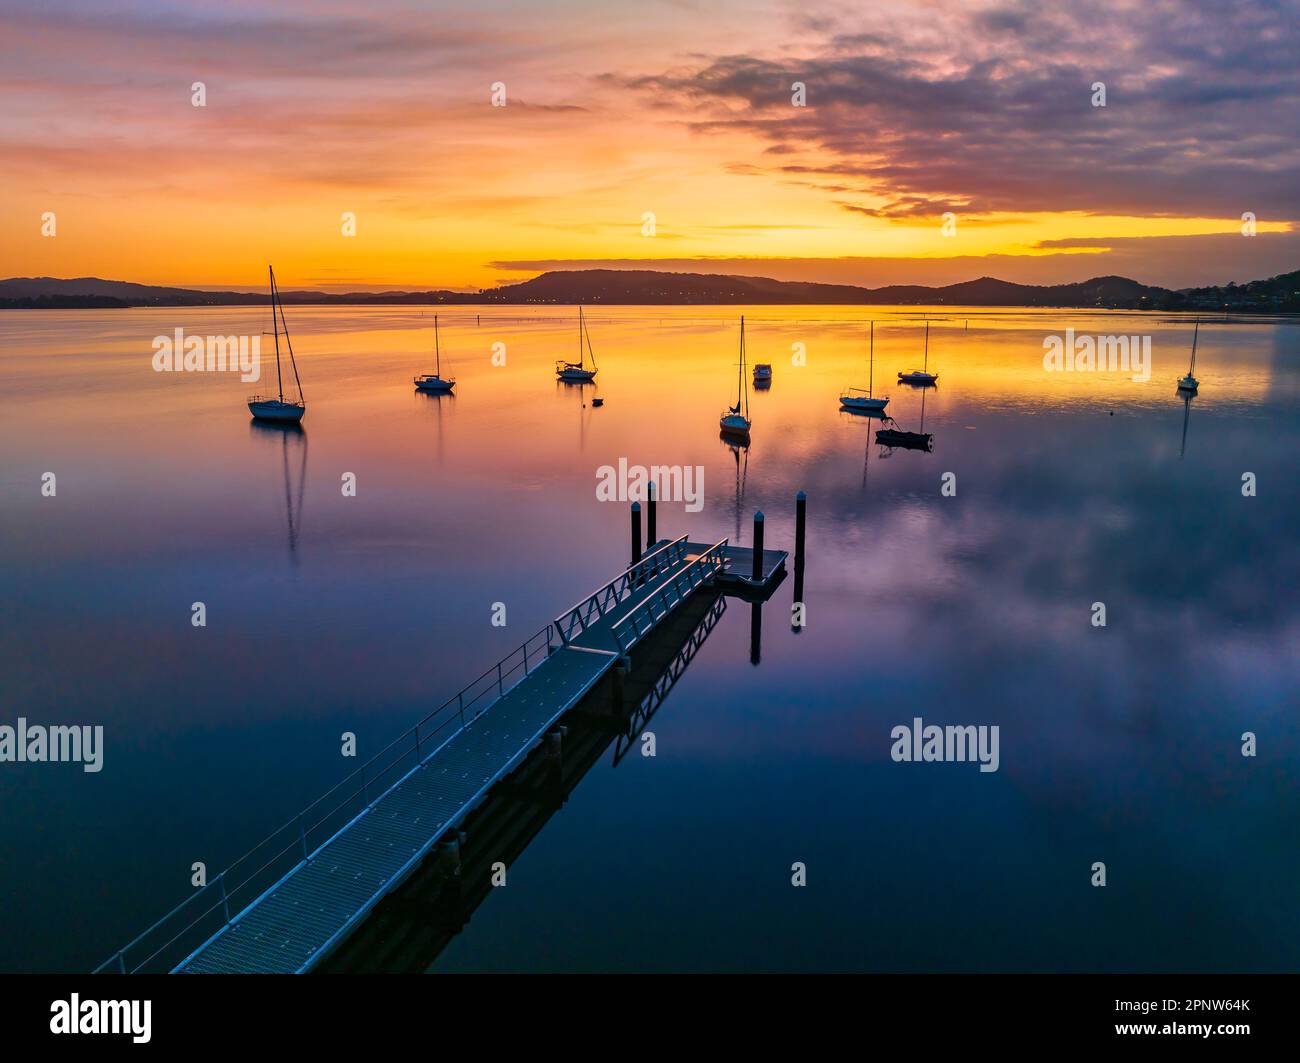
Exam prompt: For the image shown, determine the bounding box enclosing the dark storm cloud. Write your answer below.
[617,0,1300,219]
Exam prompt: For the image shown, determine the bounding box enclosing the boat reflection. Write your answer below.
[1180,392,1194,459]
[720,435,750,542]
[249,421,308,564]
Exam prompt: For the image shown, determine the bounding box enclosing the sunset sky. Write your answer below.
[2,0,1297,291]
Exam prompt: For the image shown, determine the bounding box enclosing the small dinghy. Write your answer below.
[414,314,455,393]
[752,363,772,388]
[841,321,889,411]
[875,392,934,452]
[875,427,933,452]
[556,306,598,382]
[897,321,938,386]
[1177,320,1201,393]
[719,316,752,438]
[248,265,306,424]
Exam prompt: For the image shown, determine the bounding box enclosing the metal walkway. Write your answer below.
[95,535,732,974]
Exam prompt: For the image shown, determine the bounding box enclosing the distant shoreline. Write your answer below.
[3,301,1296,315]
[3,266,1296,312]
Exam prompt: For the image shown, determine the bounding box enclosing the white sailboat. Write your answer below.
[248,266,306,423]
[840,320,889,411]
[719,316,753,437]
[897,320,939,386]
[556,306,598,382]
[414,314,455,392]
[1178,320,1200,393]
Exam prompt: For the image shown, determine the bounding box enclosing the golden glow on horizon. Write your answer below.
[1,4,1293,292]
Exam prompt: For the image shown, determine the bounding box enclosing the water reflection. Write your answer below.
[2,305,1297,973]
[720,436,750,544]
[249,421,308,564]
[321,590,733,973]
[415,386,453,465]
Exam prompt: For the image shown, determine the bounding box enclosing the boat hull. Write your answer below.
[897,372,938,386]
[414,376,455,392]
[248,399,306,423]
[557,367,597,382]
[1177,375,1199,392]
[875,428,932,452]
[719,413,751,437]
[840,395,889,411]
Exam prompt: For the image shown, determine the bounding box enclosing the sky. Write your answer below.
[1,0,1297,291]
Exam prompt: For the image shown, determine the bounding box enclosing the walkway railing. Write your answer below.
[93,623,558,975]
[552,535,690,644]
[612,539,729,654]
[613,594,727,766]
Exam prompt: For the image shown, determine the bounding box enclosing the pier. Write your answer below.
[95,501,794,975]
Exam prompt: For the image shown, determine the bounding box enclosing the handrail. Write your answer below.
[552,535,690,644]
[613,594,727,766]
[94,622,557,975]
[611,538,729,655]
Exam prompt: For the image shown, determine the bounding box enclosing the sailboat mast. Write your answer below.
[738,316,746,414]
[1190,320,1199,375]
[272,269,304,403]
[578,306,584,368]
[923,320,930,372]
[434,314,441,376]
[869,320,875,397]
[582,306,596,369]
[269,266,284,403]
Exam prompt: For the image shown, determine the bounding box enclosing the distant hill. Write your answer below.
[0,277,468,308]
[479,269,1172,308]
[2,267,1296,311]
[1173,268,1300,312]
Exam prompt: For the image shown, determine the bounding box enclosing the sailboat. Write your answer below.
[719,316,752,438]
[840,321,889,411]
[414,315,456,392]
[556,306,598,382]
[897,321,939,386]
[1177,320,1200,393]
[248,266,306,423]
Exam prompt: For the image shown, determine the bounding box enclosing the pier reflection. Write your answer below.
[320,587,746,973]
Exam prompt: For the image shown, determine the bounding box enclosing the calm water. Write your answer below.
[1,305,1297,973]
